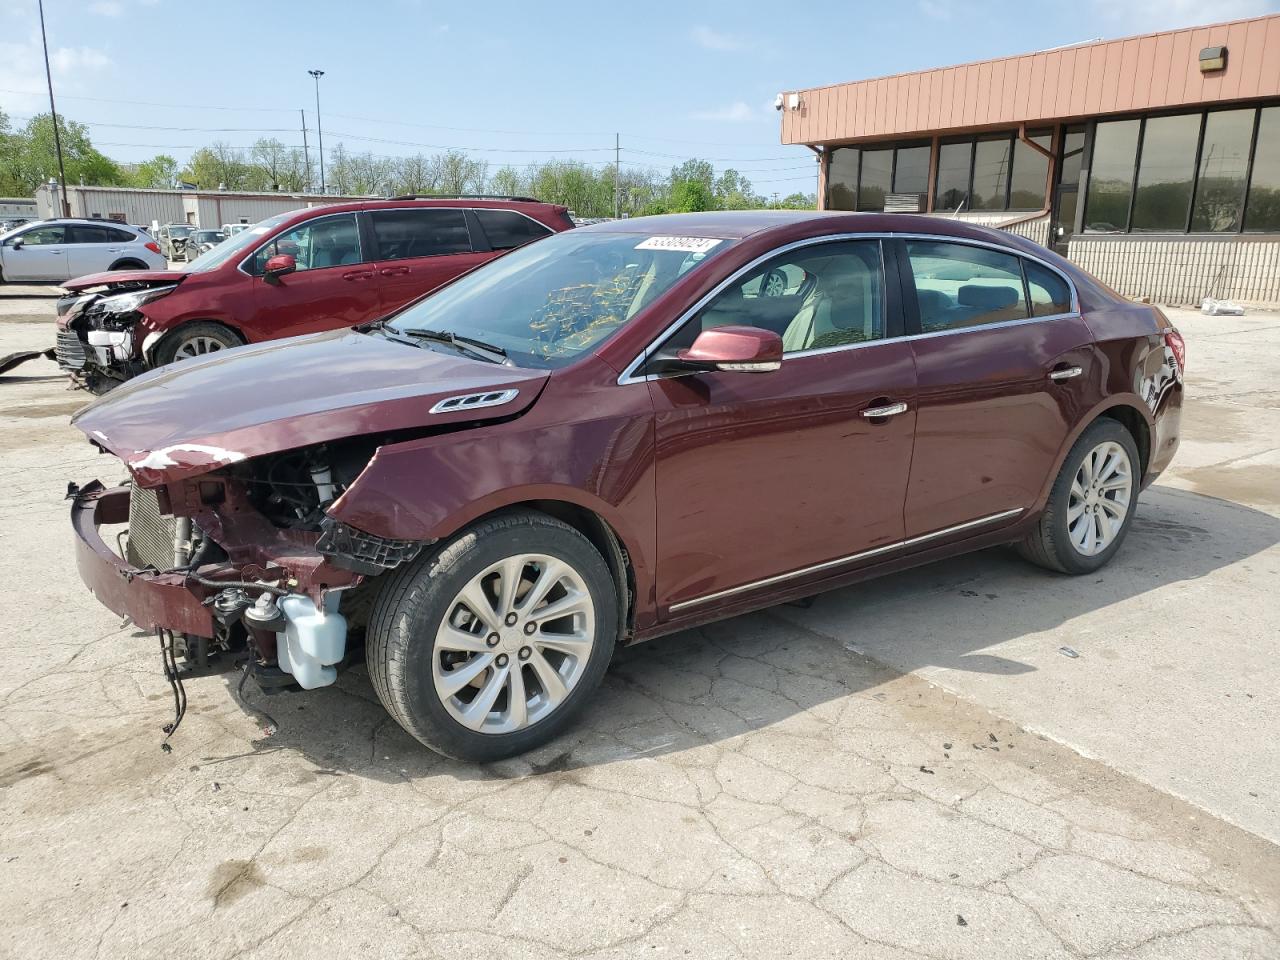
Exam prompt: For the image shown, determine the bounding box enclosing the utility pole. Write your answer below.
[300,109,312,192]
[37,0,70,217]
[309,69,326,193]
[614,133,621,219]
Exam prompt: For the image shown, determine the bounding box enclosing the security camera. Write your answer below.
[774,93,784,111]
[788,93,802,111]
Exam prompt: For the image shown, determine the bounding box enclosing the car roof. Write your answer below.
[13,218,141,230]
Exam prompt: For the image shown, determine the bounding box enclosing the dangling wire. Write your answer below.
[235,631,279,738]
[158,628,187,752]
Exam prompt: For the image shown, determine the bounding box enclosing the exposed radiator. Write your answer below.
[125,484,178,570]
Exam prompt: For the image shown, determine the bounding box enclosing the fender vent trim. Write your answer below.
[429,388,519,415]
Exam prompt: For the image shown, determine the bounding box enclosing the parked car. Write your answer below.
[186,228,226,258]
[0,219,166,283]
[221,223,252,238]
[0,217,33,232]
[53,197,573,391]
[155,223,194,261]
[67,211,1183,760]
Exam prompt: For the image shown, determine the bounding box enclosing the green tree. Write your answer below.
[488,165,525,198]
[128,154,178,188]
[667,178,714,212]
[182,142,249,190]
[2,113,124,194]
[669,158,714,189]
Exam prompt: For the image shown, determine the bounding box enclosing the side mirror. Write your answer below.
[263,253,296,284]
[11,238,23,250]
[675,325,783,374]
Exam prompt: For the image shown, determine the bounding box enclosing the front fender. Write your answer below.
[328,411,657,624]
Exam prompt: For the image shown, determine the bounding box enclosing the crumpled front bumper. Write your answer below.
[70,481,214,636]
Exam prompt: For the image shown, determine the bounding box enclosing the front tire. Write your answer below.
[151,321,242,366]
[367,510,618,761]
[1018,419,1140,574]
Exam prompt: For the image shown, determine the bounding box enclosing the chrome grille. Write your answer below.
[55,330,87,370]
[125,484,177,570]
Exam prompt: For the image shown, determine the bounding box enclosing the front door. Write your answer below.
[366,207,492,314]
[645,239,917,616]
[899,238,1092,538]
[244,212,377,339]
[3,224,70,281]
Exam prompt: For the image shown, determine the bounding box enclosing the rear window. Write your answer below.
[474,209,553,250]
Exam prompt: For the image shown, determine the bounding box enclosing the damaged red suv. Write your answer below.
[53,196,572,392]
[68,211,1183,760]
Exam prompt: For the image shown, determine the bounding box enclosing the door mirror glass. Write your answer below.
[263,253,296,281]
[674,325,782,373]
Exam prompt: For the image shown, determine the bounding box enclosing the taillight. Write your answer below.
[1165,329,1186,372]
[145,241,162,255]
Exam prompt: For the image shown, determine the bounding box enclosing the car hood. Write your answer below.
[72,328,551,487]
[62,269,187,292]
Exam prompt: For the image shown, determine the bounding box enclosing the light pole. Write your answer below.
[309,69,325,193]
[38,0,70,216]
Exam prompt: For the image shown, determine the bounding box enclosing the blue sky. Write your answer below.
[2,0,1278,195]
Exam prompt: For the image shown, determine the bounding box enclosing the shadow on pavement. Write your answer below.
[209,484,1279,783]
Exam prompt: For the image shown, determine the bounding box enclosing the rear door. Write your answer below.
[243,211,376,340]
[67,223,132,278]
[366,207,490,313]
[2,225,70,281]
[645,238,918,617]
[897,237,1092,538]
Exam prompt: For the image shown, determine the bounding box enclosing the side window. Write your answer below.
[69,225,113,244]
[107,227,137,243]
[906,240,1029,332]
[250,214,361,275]
[1024,260,1073,317]
[18,226,65,245]
[473,209,552,250]
[657,240,885,360]
[370,208,471,261]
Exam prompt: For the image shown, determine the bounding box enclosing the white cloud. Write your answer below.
[0,30,114,115]
[1091,0,1273,32]
[692,101,756,123]
[90,1,124,16]
[691,25,748,52]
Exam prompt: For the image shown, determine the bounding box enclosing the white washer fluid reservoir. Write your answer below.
[276,592,346,689]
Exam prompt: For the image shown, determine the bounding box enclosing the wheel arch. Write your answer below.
[107,257,148,271]
[144,318,246,365]
[1033,395,1155,514]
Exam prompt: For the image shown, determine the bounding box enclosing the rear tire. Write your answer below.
[367,510,618,761]
[151,321,243,366]
[1017,419,1140,574]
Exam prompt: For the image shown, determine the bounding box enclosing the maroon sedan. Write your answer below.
[68,211,1183,760]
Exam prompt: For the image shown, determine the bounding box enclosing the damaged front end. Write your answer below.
[71,438,430,695]
[55,279,179,393]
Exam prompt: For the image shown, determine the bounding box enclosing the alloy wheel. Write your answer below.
[433,553,596,734]
[174,336,227,359]
[1067,440,1132,556]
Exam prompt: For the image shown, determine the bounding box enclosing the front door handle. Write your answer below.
[342,270,375,281]
[379,266,410,277]
[861,401,909,419]
[1048,365,1083,381]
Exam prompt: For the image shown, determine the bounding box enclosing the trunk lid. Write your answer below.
[72,328,551,487]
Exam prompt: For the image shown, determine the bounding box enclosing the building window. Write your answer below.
[827,148,859,211]
[1083,119,1141,233]
[1082,104,1280,235]
[1191,109,1254,232]
[1245,107,1280,233]
[825,143,930,212]
[1131,113,1200,232]
[931,130,1051,213]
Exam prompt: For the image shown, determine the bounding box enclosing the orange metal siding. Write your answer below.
[781,14,1280,145]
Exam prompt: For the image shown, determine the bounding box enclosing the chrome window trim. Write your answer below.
[615,231,1080,386]
[236,209,367,277]
[667,507,1024,614]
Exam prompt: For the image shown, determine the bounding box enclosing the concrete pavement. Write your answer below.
[0,298,1276,959]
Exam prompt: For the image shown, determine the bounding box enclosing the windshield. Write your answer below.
[168,225,192,237]
[386,230,733,369]
[184,213,290,272]
[193,230,223,243]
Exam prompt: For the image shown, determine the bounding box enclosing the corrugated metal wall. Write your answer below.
[1069,237,1280,306]
[67,188,185,225]
[782,14,1280,144]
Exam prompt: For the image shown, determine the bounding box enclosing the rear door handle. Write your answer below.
[1048,365,1083,381]
[342,270,375,281]
[379,266,410,277]
[861,401,909,419]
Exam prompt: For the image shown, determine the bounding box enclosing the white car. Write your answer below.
[220,223,252,238]
[0,219,168,283]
